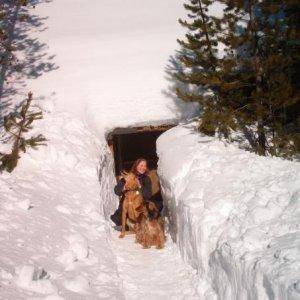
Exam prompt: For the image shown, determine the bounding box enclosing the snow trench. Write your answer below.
[157,124,300,300]
[97,144,200,299]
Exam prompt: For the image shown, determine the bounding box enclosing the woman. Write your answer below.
[110,158,152,227]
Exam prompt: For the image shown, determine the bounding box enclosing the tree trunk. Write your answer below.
[257,121,266,155]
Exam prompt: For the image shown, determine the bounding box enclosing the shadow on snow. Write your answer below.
[0,0,58,127]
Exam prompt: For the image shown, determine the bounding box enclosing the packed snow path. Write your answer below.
[109,230,199,299]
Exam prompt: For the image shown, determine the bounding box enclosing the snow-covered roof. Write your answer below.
[21,0,198,135]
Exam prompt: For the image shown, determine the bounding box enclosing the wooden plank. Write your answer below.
[106,123,175,140]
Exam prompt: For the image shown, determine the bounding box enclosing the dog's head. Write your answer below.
[123,172,139,191]
[147,202,159,220]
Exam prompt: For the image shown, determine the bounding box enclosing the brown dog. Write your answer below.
[135,201,165,249]
[119,172,144,239]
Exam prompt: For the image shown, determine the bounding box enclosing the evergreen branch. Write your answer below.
[1,92,47,172]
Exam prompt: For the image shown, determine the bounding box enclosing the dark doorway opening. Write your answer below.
[107,124,174,176]
[107,124,174,222]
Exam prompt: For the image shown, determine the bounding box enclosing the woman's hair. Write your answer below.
[131,158,148,175]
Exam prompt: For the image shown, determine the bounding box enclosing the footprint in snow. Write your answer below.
[17,199,33,210]
[64,275,90,293]
[55,205,71,215]
[14,265,57,295]
[57,234,89,269]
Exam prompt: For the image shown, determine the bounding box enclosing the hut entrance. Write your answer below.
[107,124,174,206]
[107,124,174,176]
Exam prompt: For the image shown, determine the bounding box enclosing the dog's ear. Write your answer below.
[121,171,128,177]
[120,171,130,182]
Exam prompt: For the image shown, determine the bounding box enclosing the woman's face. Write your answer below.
[136,160,147,174]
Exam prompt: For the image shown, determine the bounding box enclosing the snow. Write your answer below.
[64,275,90,294]
[56,234,90,270]
[14,265,57,295]
[0,113,124,299]
[1,0,299,298]
[0,115,201,299]
[157,124,300,299]
[109,229,199,299]
[98,144,201,299]
[1,1,203,297]
[10,0,197,135]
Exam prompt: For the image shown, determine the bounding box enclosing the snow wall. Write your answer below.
[0,112,126,299]
[157,124,300,300]
[98,146,119,223]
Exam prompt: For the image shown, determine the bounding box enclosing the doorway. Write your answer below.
[107,124,173,176]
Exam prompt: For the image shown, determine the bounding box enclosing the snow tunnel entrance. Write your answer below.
[106,123,174,228]
[107,124,174,176]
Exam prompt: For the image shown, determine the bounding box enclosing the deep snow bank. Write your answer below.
[0,113,123,299]
[18,0,197,134]
[157,124,300,299]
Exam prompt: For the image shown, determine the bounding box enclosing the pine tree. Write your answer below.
[0,92,46,172]
[175,0,299,157]
[282,0,300,154]
[174,0,232,136]
[220,0,299,156]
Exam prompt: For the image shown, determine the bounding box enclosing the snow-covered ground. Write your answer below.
[157,124,300,299]
[1,0,299,299]
[0,113,123,299]
[1,0,201,299]
[0,114,199,299]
